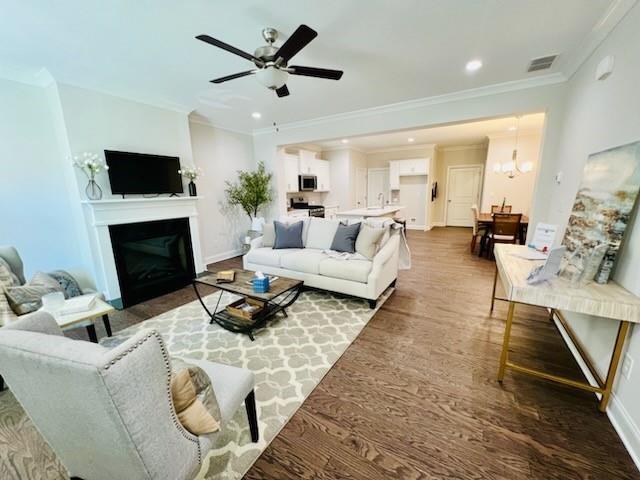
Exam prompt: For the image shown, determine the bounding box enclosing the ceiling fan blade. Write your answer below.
[196,34,264,67]
[289,65,343,80]
[275,25,317,63]
[276,85,290,97]
[210,70,255,84]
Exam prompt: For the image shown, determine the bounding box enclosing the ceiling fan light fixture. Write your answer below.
[255,66,288,89]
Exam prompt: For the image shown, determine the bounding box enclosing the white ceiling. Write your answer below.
[0,1,627,133]
[302,113,546,151]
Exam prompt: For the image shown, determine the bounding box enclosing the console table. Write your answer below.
[491,244,640,412]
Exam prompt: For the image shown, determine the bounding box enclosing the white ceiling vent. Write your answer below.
[527,55,558,72]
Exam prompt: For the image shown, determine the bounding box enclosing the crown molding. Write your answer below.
[252,72,566,136]
[487,129,542,140]
[558,0,638,79]
[318,145,368,154]
[436,143,488,153]
[365,143,436,155]
[188,113,253,136]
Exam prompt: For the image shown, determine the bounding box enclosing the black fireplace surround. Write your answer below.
[109,218,195,307]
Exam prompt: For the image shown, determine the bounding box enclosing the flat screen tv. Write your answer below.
[105,150,183,195]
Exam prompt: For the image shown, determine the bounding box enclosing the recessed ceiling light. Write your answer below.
[408,137,415,143]
[508,126,517,131]
[341,139,349,144]
[465,59,483,72]
[251,112,261,119]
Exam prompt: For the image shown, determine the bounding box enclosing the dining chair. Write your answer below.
[469,205,486,254]
[482,213,522,259]
[491,204,513,213]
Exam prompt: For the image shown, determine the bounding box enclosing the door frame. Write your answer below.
[444,164,484,227]
[367,167,390,207]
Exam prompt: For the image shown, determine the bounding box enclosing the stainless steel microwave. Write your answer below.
[298,174,317,191]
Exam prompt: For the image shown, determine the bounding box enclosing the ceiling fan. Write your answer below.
[196,25,343,97]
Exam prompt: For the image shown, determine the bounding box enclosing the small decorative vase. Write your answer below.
[85,179,102,200]
[188,180,197,197]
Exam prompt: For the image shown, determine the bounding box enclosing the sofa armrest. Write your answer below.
[372,234,400,268]
[249,236,263,251]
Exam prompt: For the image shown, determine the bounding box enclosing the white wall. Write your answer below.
[0,79,88,279]
[529,2,640,466]
[188,119,255,263]
[255,80,567,222]
[481,132,541,215]
[56,83,195,199]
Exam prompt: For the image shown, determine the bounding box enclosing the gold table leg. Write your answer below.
[490,267,498,314]
[497,301,516,382]
[599,320,630,412]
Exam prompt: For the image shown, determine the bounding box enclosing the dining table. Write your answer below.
[477,212,529,245]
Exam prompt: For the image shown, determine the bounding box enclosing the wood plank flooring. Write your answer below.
[0,227,637,479]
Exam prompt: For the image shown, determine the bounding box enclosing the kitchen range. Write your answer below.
[289,200,325,218]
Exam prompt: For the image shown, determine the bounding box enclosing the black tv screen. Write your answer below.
[105,150,183,195]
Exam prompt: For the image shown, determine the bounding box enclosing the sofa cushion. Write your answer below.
[355,224,386,259]
[244,247,301,268]
[48,270,83,299]
[274,221,304,249]
[280,249,328,275]
[262,222,276,248]
[319,258,373,283]
[331,222,361,253]
[305,218,340,250]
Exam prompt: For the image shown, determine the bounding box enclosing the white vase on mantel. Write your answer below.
[250,216,265,233]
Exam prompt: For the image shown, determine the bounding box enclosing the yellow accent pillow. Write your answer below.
[171,369,220,435]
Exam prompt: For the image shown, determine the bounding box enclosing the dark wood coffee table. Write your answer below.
[193,269,303,340]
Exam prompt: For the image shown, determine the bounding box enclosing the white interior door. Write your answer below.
[355,167,367,208]
[446,165,482,227]
[367,168,389,207]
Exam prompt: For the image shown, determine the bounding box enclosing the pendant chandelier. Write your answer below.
[493,116,534,178]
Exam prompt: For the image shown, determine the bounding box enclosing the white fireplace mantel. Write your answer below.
[81,196,205,303]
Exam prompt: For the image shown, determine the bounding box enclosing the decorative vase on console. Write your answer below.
[73,152,109,201]
[178,166,202,197]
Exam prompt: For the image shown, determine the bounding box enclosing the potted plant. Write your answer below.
[73,152,109,200]
[224,162,273,231]
[178,166,202,196]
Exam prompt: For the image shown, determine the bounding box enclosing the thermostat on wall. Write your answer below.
[596,55,615,81]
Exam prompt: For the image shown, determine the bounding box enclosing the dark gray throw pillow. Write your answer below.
[330,222,361,253]
[274,221,304,249]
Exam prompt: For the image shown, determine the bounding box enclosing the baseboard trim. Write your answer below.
[608,394,640,471]
[406,225,426,231]
[431,222,446,228]
[205,249,243,266]
[553,314,640,472]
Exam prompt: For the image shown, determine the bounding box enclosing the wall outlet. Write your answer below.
[621,353,634,380]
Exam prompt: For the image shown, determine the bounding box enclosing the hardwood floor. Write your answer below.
[0,228,637,479]
[245,227,638,480]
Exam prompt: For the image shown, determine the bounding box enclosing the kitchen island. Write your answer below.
[337,205,405,220]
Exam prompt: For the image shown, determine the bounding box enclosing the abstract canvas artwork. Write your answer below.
[562,141,640,284]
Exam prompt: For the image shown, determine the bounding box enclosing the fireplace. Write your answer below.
[109,218,195,307]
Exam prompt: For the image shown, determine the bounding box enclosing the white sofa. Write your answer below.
[243,218,400,308]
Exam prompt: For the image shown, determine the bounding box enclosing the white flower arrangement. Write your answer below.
[178,166,202,182]
[73,152,109,180]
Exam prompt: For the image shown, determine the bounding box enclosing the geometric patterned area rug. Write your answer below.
[100,287,392,479]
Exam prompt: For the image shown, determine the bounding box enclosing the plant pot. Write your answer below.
[188,181,197,197]
[250,216,265,232]
[85,179,102,200]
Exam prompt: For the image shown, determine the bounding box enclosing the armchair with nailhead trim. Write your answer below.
[0,311,259,480]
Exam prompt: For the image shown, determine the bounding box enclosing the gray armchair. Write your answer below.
[0,312,258,480]
[0,245,100,326]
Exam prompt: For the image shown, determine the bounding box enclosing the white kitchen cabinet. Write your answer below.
[389,158,429,190]
[298,149,316,174]
[314,159,331,192]
[284,154,299,193]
